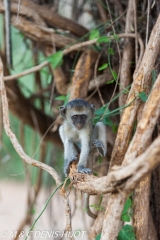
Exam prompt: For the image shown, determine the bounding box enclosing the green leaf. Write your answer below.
[122,198,132,215]
[47,51,63,69]
[112,124,118,133]
[95,106,106,115]
[89,29,100,40]
[122,214,131,222]
[106,79,115,84]
[95,233,101,240]
[93,116,101,125]
[139,91,148,102]
[102,116,113,127]
[97,36,110,43]
[55,95,66,101]
[64,93,70,105]
[108,48,114,55]
[98,63,108,71]
[111,70,118,80]
[118,225,136,240]
[47,74,52,84]
[113,34,119,41]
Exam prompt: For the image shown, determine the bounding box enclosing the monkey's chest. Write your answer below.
[68,132,80,143]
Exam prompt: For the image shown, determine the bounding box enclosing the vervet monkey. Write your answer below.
[59,98,107,176]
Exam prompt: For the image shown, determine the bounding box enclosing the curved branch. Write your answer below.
[0,55,73,237]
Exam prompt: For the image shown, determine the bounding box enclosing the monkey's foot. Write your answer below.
[77,165,92,174]
[93,139,105,156]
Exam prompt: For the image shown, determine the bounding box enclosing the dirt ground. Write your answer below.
[0,180,93,240]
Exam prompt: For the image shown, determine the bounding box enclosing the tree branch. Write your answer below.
[4,33,143,82]
[0,55,73,237]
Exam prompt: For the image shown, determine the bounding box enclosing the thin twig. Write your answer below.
[146,0,150,48]
[134,0,138,65]
[105,0,121,109]
[94,50,105,105]
[14,0,21,25]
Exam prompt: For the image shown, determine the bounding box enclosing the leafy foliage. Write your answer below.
[117,225,136,240]
[98,63,108,71]
[138,91,148,102]
[95,233,101,240]
[55,94,70,105]
[97,36,110,43]
[118,197,136,239]
[89,29,100,40]
[47,51,63,69]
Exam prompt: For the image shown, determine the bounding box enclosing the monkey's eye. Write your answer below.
[72,115,78,119]
[81,115,86,118]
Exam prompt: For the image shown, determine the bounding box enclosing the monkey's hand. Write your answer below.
[64,157,77,176]
[77,165,92,174]
[93,139,105,156]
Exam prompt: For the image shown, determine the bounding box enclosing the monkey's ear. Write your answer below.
[90,104,96,115]
[60,106,67,118]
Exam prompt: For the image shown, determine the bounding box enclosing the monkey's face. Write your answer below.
[71,114,87,130]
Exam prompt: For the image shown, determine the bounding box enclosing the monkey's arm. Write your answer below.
[59,126,78,176]
[92,122,107,156]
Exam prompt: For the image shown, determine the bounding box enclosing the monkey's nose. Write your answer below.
[76,123,83,130]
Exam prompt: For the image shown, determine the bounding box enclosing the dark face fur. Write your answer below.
[60,98,95,130]
[71,114,87,130]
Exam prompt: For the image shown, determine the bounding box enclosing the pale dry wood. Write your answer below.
[93,20,158,234]
[110,14,160,167]
[119,0,135,107]
[68,134,160,194]
[123,72,160,239]
[0,56,73,240]
[133,175,151,240]
[101,72,160,239]
[123,74,160,164]
[69,49,98,100]
[101,193,126,240]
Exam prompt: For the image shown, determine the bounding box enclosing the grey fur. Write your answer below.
[59,99,107,176]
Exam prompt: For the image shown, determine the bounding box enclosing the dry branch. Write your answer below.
[0,0,88,38]
[69,123,160,195]
[12,16,75,48]
[110,14,160,167]
[0,56,73,238]
[4,33,143,82]
[101,69,160,239]
[119,0,135,107]
[69,49,98,100]
[22,0,88,37]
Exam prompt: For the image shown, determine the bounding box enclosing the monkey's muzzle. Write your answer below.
[75,123,84,130]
